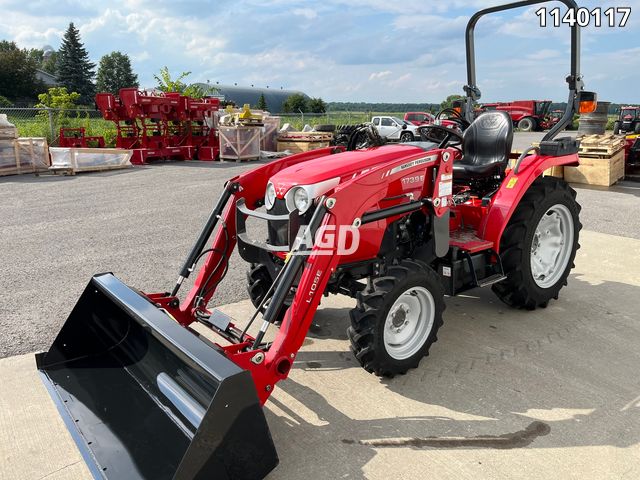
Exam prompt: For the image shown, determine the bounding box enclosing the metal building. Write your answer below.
[192,83,309,114]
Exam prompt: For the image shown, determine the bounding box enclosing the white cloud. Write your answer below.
[0,0,638,103]
[369,70,391,81]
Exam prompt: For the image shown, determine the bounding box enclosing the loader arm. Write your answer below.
[149,148,454,404]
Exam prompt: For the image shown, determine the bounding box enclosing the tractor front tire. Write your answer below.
[518,117,536,132]
[348,260,445,377]
[492,177,581,310]
[247,263,287,323]
[613,121,621,135]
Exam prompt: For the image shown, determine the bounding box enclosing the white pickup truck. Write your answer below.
[371,116,422,142]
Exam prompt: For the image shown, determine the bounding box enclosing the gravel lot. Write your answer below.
[1,132,638,358]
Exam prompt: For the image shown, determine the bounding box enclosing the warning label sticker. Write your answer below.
[439,180,453,197]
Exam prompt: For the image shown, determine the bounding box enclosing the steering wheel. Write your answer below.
[434,107,470,131]
[418,124,464,150]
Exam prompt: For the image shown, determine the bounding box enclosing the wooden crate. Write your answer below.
[564,150,625,186]
[576,134,626,157]
[49,147,133,174]
[543,165,564,178]
[16,138,49,173]
[0,140,20,177]
[277,140,330,154]
[219,126,261,161]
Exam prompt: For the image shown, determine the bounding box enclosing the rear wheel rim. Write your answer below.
[383,286,435,360]
[530,204,574,289]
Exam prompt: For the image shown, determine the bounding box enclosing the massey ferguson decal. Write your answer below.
[383,155,438,178]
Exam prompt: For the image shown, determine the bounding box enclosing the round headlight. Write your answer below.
[265,182,276,210]
[293,187,310,213]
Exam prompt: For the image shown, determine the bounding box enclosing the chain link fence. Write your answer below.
[0,108,112,146]
[0,108,405,146]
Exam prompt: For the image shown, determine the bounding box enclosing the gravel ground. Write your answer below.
[1,132,638,358]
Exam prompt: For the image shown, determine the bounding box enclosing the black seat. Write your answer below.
[454,111,513,181]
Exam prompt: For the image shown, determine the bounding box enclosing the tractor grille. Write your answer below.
[267,199,290,247]
[267,198,314,248]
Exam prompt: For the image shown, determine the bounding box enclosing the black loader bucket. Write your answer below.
[36,273,278,480]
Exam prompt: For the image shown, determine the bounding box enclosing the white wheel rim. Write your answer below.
[383,286,435,360]
[530,204,574,289]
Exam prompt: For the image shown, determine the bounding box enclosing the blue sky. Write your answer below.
[1,0,638,103]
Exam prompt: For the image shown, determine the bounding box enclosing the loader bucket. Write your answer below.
[36,273,278,480]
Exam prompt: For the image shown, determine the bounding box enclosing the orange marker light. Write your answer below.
[579,100,597,114]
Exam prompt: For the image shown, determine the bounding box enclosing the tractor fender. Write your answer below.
[479,153,579,252]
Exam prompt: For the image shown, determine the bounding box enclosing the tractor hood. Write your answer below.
[269,143,434,200]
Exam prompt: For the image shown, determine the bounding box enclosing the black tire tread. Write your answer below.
[492,177,582,310]
[348,259,445,377]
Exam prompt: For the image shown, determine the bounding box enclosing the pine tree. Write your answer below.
[57,23,95,104]
[96,51,138,94]
[257,93,268,111]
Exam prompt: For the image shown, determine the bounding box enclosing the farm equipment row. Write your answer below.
[82,88,221,164]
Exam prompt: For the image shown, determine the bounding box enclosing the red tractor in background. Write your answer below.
[37,1,597,479]
[613,106,640,135]
[480,99,553,131]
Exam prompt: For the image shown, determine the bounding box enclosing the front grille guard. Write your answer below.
[236,198,302,264]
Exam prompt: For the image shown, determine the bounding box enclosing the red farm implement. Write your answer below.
[95,89,220,164]
[479,99,553,131]
[58,127,106,148]
[38,1,596,479]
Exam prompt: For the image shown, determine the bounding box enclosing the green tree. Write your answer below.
[308,97,326,113]
[256,93,268,111]
[154,66,218,98]
[440,94,465,110]
[57,23,95,104]
[0,41,43,101]
[35,86,81,109]
[282,93,308,113]
[35,87,82,129]
[96,51,138,94]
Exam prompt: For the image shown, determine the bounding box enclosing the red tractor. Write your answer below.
[481,99,553,131]
[613,106,640,135]
[37,1,596,479]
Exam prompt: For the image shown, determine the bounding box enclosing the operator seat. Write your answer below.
[454,111,513,181]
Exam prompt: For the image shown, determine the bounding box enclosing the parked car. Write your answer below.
[371,116,421,142]
[404,112,435,126]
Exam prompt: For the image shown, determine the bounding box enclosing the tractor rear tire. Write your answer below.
[247,263,288,323]
[613,121,621,135]
[492,177,581,310]
[518,117,535,132]
[348,259,445,377]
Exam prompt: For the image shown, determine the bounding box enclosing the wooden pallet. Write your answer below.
[576,134,626,157]
[277,132,333,142]
[277,140,330,154]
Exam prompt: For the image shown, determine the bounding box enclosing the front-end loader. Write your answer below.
[37,1,597,478]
